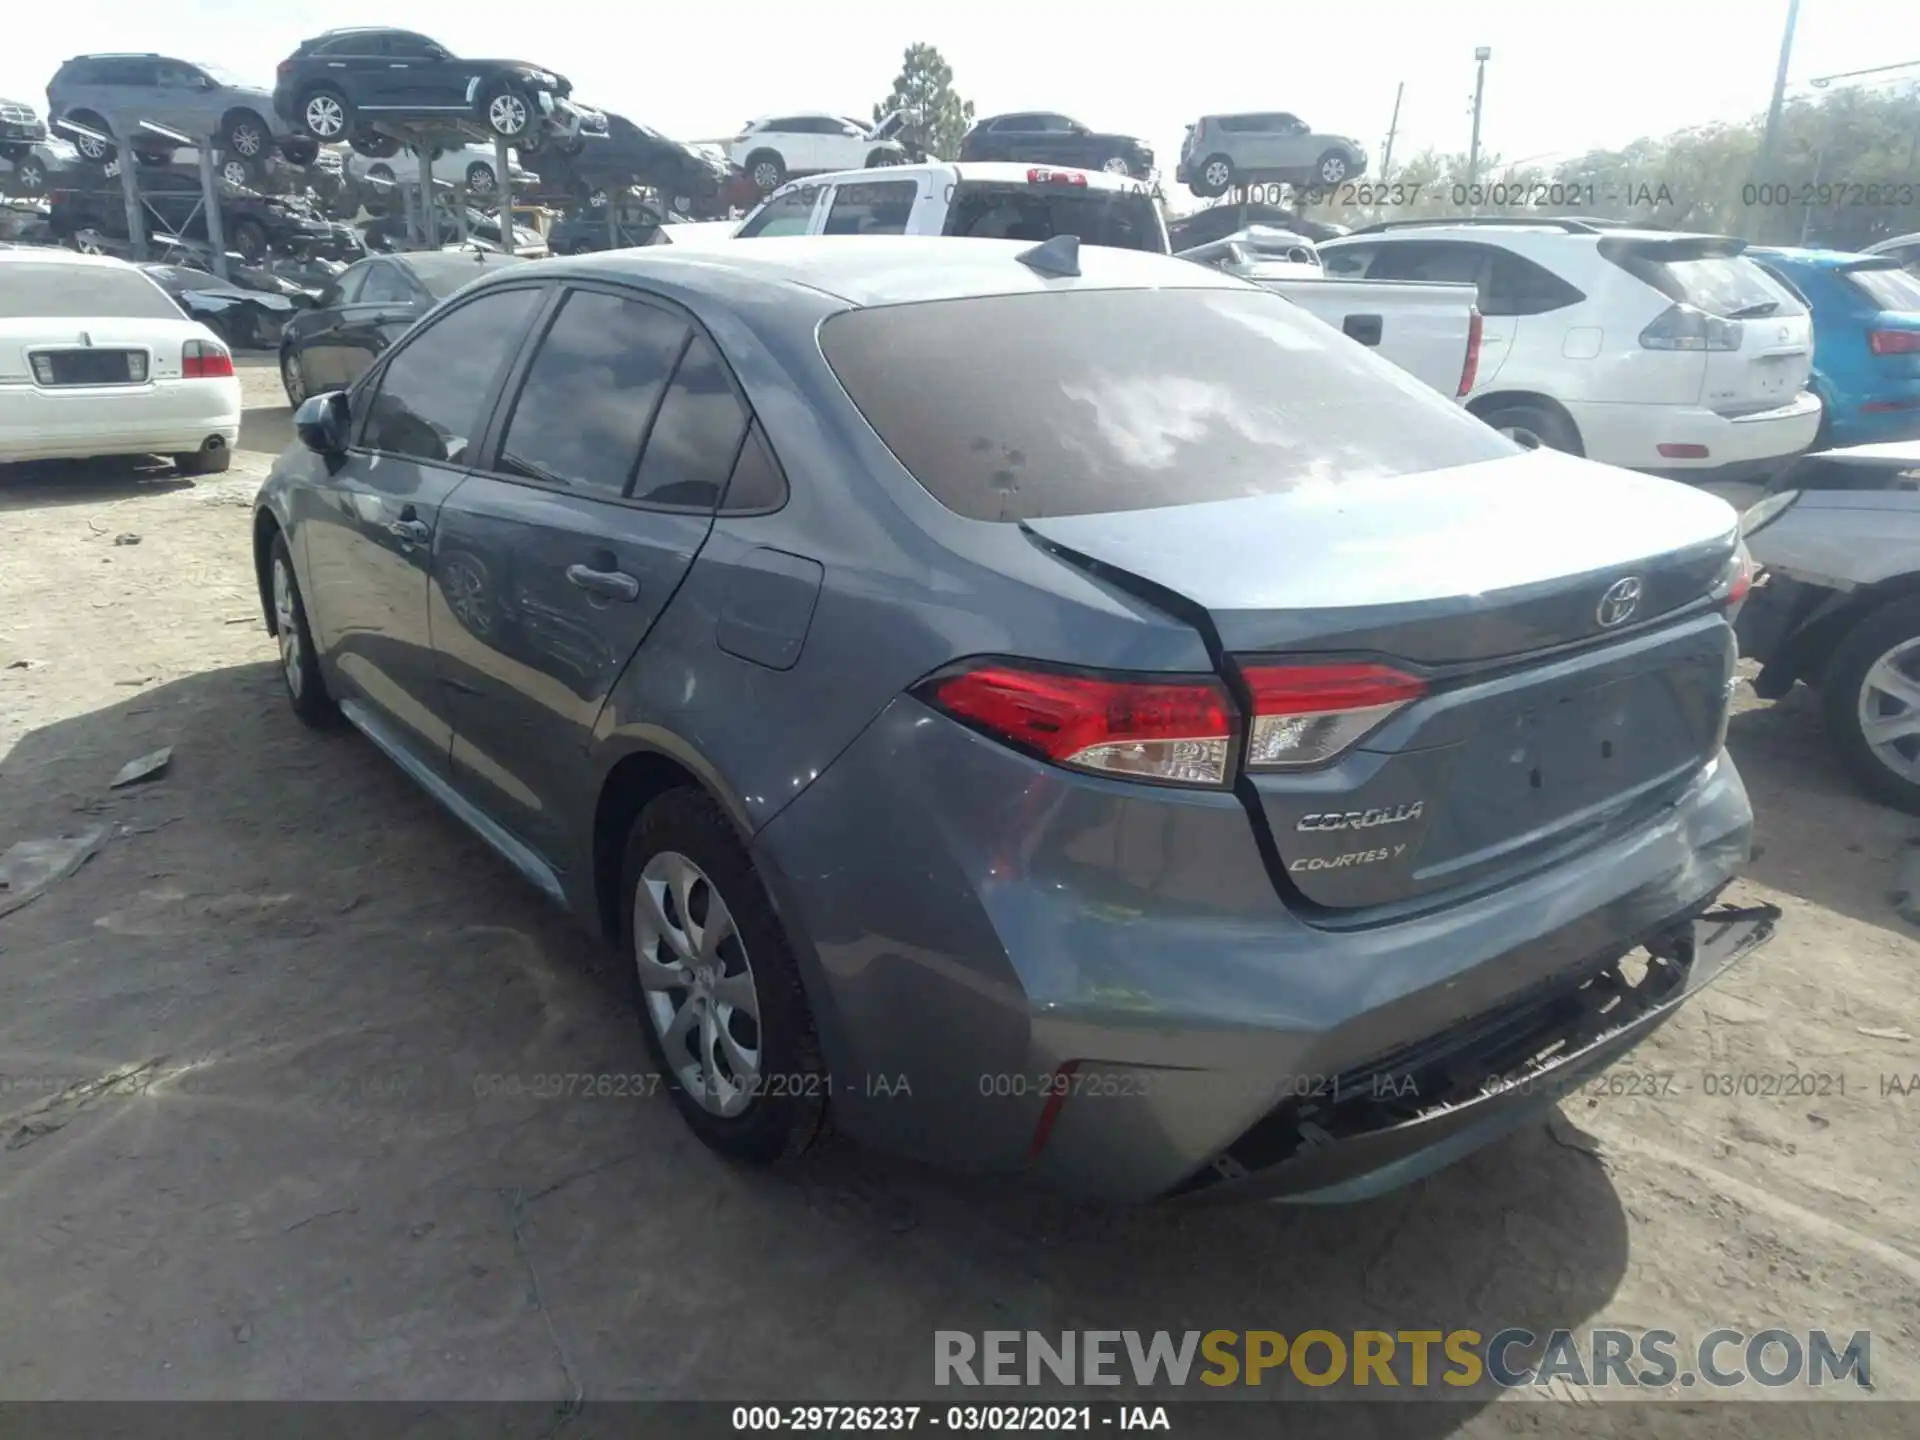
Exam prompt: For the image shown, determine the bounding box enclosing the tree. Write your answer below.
[873,43,974,162]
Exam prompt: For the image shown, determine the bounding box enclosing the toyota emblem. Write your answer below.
[1596,576,1643,628]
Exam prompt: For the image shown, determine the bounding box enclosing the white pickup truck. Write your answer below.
[657,161,1482,397]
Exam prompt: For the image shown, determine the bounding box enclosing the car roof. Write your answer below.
[1866,232,1920,252]
[796,161,1147,194]
[1747,246,1884,267]
[511,235,1242,309]
[0,246,135,269]
[1323,221,1719,244]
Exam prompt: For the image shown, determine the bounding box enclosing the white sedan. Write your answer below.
[0,249,241,473]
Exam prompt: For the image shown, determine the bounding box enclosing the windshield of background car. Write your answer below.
[406,253,527,298]
[192,62,251,87]
[820,287,1517,522]
[1849,264,1920,311]
[943,183,1167,253]
[0,263,183,320]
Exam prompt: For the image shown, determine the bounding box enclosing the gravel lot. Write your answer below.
[0,357,1914,1431]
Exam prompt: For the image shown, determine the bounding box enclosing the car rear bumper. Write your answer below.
[751,697,1759,1204]
[1824,388,1920,449]
[1566,391,1823,475]
[0,377,241,464]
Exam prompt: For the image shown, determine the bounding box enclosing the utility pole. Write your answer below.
[1466,48,1491,192]
[1754,0,1802,184]
[1380,82,1405,181]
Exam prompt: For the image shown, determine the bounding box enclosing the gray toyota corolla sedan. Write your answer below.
[252,235,1776,1204]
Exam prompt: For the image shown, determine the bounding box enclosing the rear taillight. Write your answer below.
[182,337,233,378]
[1712,541,1755,615]
[1639,303,1743,353]
[276,61,292,78]
[1241,663,1427,770]
[1027,168,1088,187]
[1869,329,1920,356]
[919,662,1236,787]
[1458,307,1483,397]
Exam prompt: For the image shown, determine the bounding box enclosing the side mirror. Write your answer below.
[294,391,350,455]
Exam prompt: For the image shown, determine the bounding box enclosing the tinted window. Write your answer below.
[1218,116,1261,133]
[325,263,370,306]
[1482,250,1587,316]
[819,288,1514,523]
[358,261,413,304]
[495,290,688,493]
[360,286,540,463]
[385,34,441,58]
[1849,265,1920,311]
[1320,242,1377,276]
[1369,241,1488,286]
[737,187,815,238]
[1603,241,1806,317]
[762,117,809,132]
[721,422,788,513]
[0,262,181,319]
[95,59,155,85]
[631,335,750,509]
[945,182,1163,252]
[824,180,917,236]
[992,115,1037,132]
[153,62,201,88]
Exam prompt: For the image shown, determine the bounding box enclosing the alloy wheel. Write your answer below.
[1319,156,1349,185]
[1203,159,1231,190]
[230,124,263,157]
[222,159,250,187]
[17,159,46,193]
[1102,156,1131,175]
[488,93,529,137]
[752,160,780,191]
[272,557,304,700]
[281,352,305,405]
[305,96,346,138]
[75,133,110,161]
[1857,637,1920,784]
[633,850,763,1119]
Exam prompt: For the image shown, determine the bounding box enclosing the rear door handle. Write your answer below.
[388,518,430,546]
[566,564,639,602]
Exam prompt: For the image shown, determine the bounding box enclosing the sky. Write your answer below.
[5,0,1910,187]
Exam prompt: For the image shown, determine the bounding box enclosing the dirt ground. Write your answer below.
[0,357,1915,1431]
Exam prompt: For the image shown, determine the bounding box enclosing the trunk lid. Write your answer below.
[1603,235,1812,412]
[1024,447,1741,910]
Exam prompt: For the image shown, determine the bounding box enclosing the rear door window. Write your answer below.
[823,179,918,235]
[944,182,1164,253]
[493,288,689,494]
[1849,264,1920,311]
[1367,241,1489,287]
[820,287,1514,522]
[1482,250,1587,316]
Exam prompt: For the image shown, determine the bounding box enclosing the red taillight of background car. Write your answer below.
[920,662,1237,787]
[182,337,233,379]
[1458,307,1483,397]
[1027,168,1089,187]
[1240,663,1427,770]
[276,61,292,78]
[1868,329,1920,356]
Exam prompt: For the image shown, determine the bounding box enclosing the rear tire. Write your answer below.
[1314,149,1353,187]
[347,128,399,160]
[280,349,307,406]
[621,788,829,1166]
[1821,597,1920,815]
[68,111,114,163]
[223,111,270,163]
[1478,402,1583,455]
[746,150,785,193]
[299,87,353,142]
[173,443,231,476]
[1192,153,1234,198]
[269,533,339,727]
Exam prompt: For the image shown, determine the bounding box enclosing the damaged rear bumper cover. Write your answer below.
[1173,901,1781,1204]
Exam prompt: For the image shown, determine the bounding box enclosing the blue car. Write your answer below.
[1748,246,1920,447]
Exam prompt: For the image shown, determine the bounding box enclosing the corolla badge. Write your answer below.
[1596,576,1643,629]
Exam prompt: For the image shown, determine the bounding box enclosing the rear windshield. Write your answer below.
[1849,264,1920,312]
[1606,242,1805,317]
[0,262,182,320]
[942,182,1167,254]
[406,253,525,298]
[821,287,1514,522]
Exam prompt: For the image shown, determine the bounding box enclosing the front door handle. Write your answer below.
[388,517,431,546]
[566,564,640,602]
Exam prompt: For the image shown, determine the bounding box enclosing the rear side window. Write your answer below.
[824,180,917,236]
[1849,265,1920,311]
[495,289,689,494]
[944,183,1165,253]
[0,262,181,319]
[821,288,1515,522]
[721,421,788,513]
[737,187,814,238]
[630,335,751,509]
[360,286,541,464]
[1482,250,1586,316]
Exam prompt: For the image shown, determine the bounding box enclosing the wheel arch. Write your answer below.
[590,740,757,945]
[1465,390,1584,448]
[220,104,269,137]
[1768,571,1920,697]
[252,505,287,638]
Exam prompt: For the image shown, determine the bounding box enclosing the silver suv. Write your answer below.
[1177,112,1368,198]
[46,53,309,180]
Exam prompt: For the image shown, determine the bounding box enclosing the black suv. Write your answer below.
[50,167,360,262]
[0,97,47,147]
[959,112,1154,179]
[522,112,735,212]
[273,28,602,154]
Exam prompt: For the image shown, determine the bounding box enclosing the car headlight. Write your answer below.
[1740,489,1800,538]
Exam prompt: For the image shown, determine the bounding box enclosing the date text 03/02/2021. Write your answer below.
[730,1406,1170,1432]
[1233,180,1677,210]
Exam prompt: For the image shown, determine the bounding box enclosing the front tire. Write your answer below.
[622,788,828,1165]
[482,84,533,139]
[1822,597,1920,815]
[68,111,114,163]
[280,349,307,406]
[269,533,339,727]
